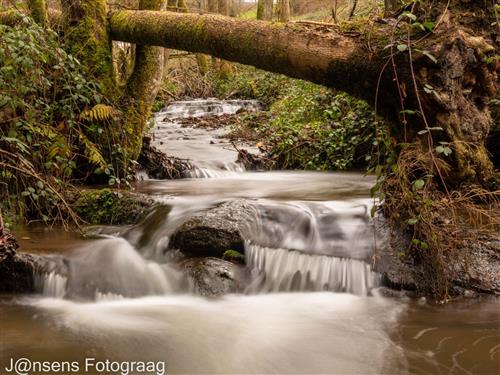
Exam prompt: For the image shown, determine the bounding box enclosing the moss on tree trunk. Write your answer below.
[27,0,48,26]
[257,0,272,20]
[60,0,117,99]
[120,0,166,160]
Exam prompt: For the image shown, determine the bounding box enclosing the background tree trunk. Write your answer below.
[27,0,48,26]
[279,0,290,22]
[217,0,228,16]
[257,0,272,20]
[207,0,218,12]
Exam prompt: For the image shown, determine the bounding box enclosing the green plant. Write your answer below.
[0,15,113,223]
[260,82,382,170]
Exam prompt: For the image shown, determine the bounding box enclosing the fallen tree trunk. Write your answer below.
[109,11,369,98]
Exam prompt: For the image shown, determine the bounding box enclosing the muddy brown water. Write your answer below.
[1,100,499,375]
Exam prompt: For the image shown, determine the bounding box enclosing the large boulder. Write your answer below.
[374,219,500,296]
[169,200,255,258]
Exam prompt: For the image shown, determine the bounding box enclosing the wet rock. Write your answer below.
[373,219,417,291]
[180,257,246,296]
[374,219,500,296]
[452,236,500,294]
[0,229,36,293]
[138,137,192,179]
[169,200,255,258]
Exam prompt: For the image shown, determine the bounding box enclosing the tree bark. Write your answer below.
[120,0,166,161]
[279,0,290,23]
[27,0,48,26]
[257,0,272,21]
[109,6,498,184]
[60,0,117,98]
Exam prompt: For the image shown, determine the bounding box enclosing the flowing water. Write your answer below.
[1,100,499,375]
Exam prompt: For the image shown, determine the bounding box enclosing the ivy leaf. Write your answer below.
[402,12,417,21]
[412,22,425,31]
[414,179,425,190]
[423,21,435,32]
[435,145,445,154]
[397,44,408,52]
[400,109,417,115]
[422,50,438,64]
[408,217,419,225]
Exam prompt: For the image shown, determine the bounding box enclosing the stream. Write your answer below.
[1,99,499,375]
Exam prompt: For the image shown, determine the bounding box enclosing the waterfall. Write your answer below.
[40,272,67,298]
[160,99,262,119]
[245,243,380,296]
[188,161,245,178]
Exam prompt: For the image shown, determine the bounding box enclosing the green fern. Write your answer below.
[80,104,116,122]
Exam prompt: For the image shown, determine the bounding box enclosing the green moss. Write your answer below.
[118,0,166,161]
[62,0,117,99]
[73,189,151,225]
[27,0,48,26]
[222,250,246,264]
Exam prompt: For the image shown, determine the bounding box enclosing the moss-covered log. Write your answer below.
[110,11,366,95]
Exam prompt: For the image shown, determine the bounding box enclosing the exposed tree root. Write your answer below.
[381,145,500,300]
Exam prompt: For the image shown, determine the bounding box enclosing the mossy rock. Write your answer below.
[222,249,246,264]
[72,189,154,225]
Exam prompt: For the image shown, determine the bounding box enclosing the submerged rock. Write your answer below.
[169,200,255,258]
[180,257,246,296]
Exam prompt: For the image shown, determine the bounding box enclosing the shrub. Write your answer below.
[0,15,111,222]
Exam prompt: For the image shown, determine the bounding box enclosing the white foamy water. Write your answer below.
[40,272,67,298]
[36,238,188,299]
[27,293,407,374]
[160,98,261,119]
[148,99,263,178]
[245,243,380,295]
[188,161,245,178]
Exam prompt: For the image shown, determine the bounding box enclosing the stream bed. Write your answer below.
[1,100,499,375]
